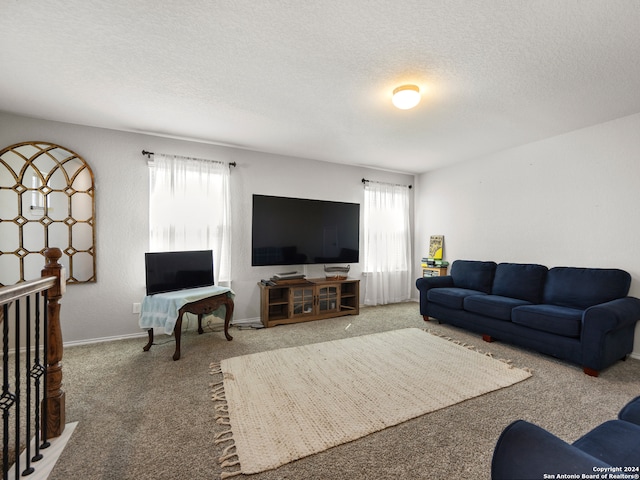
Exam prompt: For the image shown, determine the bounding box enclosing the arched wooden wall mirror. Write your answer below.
[0,141,96,286]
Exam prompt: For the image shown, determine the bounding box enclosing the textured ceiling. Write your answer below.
[1,1,640,174]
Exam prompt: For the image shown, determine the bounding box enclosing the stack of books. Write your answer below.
[421,258,449,268]
[271,271,307,283]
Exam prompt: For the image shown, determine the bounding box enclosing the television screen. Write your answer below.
[145,250,214,295]
[252,195,360,266]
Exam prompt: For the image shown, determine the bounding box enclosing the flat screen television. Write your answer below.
[252,194,360,266]
[144,250,214,295]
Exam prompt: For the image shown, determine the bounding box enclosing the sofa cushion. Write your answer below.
[512,304,583,338]
[427,288,487,310]
[492,263,548,303]
[543,267,631,309]
[450,260,497,294]
[464,295,531,321]
[572,420,640,466]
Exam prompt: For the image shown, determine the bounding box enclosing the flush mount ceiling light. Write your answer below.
[392,84,420,109]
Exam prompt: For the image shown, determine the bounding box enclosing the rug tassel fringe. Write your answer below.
[216,409,231,424]
[219,443,238,463]
[499,359,514,369]
[211,362,243,480]
[220,468,242,479]
[220,453,238,463]
[215,438,235,448]
[424,328,532,374]
[219,449,242,480]
[214,429,234,443]
[220,444,236,457]
[211,384,227,401]
[211,384,225,394]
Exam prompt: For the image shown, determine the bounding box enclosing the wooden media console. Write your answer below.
[258,278,359,328]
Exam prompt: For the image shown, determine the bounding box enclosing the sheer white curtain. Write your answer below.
[362,181,412,305]
[148,153,231,285]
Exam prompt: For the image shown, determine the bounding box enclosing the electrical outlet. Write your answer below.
[132,303,141,314]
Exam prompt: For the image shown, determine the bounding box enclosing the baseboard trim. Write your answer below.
[232,316,262,326]
[62,317,261,348]
[64,331,147,348]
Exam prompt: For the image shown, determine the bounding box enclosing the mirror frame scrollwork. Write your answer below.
[0,141,96,286]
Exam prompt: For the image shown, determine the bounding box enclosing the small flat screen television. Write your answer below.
[144,250,214,295]
[252,194,360,266]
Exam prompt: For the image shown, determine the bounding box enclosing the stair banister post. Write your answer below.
[41,247,66,438]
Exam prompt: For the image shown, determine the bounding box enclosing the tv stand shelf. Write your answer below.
[258,278,359,328]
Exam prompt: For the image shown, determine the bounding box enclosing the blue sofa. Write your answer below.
[492,396,640,479]
[415,260,640,376]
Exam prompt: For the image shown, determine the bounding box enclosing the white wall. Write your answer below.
[414,112,640,357]
[0,111,414,343]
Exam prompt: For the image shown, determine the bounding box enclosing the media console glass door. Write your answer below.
[317,285,340,314]
[290,286,314,318]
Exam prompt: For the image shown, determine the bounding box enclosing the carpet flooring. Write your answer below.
[44,302,640,479]
[211,328,531,477]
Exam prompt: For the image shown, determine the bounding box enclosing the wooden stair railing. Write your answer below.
[0,247,66,438]
[41,248,66,438]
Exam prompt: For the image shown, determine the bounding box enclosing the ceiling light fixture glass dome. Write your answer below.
[392,84,420,109]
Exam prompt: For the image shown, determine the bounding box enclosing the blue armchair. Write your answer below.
[491,396,640,479]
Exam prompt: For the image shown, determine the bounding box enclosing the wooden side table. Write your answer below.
[142,290,234,360]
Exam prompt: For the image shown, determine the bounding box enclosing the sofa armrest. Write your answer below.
[619,396,640,426]
[491,420,610,480]
[415,276,454,317]
[415,275,454,291]
[583,297,640,332]
[581,297,640,372]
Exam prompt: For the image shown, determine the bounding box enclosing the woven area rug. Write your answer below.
[210,328,531,478]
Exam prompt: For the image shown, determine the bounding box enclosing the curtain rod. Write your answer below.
[362,178,412,189]
[142,150,236,167]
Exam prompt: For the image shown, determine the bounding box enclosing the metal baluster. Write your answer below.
[22,296,34,476]
[13,300,21,480]
[31,292,43,462]
[1,303,13,480]
[40,292,49,449]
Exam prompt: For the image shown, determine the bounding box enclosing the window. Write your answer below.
[362,181,412,305]
[148,153,231,284]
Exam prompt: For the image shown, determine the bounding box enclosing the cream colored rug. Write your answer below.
[210,328,531,478]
